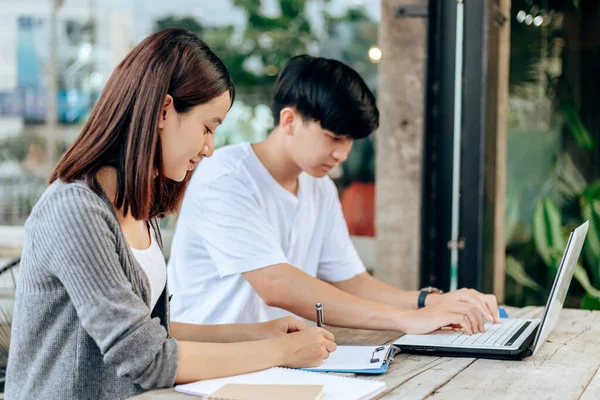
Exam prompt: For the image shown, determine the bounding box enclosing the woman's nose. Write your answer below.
[201,136,215,158]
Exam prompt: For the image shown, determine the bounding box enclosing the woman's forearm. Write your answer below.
[175,339,282,383]
[170,321,268,343]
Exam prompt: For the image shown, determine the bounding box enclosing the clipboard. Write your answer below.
[300,345,397,375]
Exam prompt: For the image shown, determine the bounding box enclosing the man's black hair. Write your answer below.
[271,55,379,139]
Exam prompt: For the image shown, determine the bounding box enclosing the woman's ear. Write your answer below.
[279,107,297,136]
[158,95,174,129]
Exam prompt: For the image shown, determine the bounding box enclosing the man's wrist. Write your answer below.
[418,287,444,308]
[424,292,443,307]
[394,310,416,333]
[391,309,412,332]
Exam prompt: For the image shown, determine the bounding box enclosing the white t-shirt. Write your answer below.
[131,225,167,311]
[167,143,365,324]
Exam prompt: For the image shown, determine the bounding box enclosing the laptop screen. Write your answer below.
[531,221,588,355]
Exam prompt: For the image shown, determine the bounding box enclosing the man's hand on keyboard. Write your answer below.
[402,301,485,335]
[424,288,501,324]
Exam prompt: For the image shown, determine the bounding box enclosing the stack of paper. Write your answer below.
[207,383,324,400]
[176,367,386,400]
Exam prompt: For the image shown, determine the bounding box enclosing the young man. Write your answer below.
[167,55,500,335]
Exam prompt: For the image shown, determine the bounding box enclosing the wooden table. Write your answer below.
[133,307,600,399]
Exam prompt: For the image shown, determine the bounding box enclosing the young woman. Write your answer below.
[5,29,336,400]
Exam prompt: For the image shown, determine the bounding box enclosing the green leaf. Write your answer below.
[505,256,544,293]
[561,101,595,151]
[581,292,600,310]
[582,200,600,284]
[533,198,565,274]
[574,265,600,299]
[582,181,600,208]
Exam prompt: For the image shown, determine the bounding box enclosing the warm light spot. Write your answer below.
[368,46,382,63]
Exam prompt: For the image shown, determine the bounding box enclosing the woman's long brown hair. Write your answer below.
[50,28,234,220]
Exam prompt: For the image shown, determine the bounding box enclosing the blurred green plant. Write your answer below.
[506,175,600,309]
[156,1,379,186]
[532,195,600,308]
[505,0,599,309]
[506,147,600,308]
[156,0,318,106]
[561,100,595,151]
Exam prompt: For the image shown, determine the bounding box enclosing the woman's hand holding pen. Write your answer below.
[253,315,337,368]
[255,316,312,339]
[275,327,337,368]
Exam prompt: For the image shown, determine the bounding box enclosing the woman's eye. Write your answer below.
[205,127,213,135]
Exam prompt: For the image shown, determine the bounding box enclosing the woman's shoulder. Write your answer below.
[37,178,105,206]
[29,179,115,226]
[22,179,122,275]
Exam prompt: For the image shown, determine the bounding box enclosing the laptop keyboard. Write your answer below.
[443,319,528,347]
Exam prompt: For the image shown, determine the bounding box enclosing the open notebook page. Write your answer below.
[176,367,386,400]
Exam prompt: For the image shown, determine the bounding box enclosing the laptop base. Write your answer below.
[396,327,537,361]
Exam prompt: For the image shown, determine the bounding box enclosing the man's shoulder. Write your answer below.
[213,142,251,160]
[192,143,252,184]
[188,143,260,200]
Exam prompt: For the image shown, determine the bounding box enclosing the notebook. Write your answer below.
[175,367,386,400]
[206,383,324,400]
[301,345,395,374]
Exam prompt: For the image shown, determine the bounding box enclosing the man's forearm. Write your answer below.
[170,321,267,343]
[331,272,422,310]
[244,264,408,331]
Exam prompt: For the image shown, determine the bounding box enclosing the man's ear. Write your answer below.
[279,107,297,136]
[158,94,174,129]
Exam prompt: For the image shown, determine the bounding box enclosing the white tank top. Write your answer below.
[130,226,167,311]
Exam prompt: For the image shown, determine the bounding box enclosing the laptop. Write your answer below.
[394,221,589,360]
